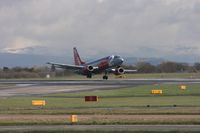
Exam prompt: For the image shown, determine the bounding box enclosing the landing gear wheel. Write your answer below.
[103,70,108,80]
[87,73,92,78]
[103,75,108,80]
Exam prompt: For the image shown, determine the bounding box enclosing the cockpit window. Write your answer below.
[114,55,120,58]
[109,55,114,60]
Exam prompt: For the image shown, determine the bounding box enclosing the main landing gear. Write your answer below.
[103,71,108,80]
[86,73,92,78]
[103,75,108,80]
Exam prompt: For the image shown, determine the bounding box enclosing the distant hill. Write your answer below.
[123,57,165,66]
[0,53,176,68]
[0,53,71,67]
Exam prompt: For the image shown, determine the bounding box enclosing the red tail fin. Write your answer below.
[73,47,85,65]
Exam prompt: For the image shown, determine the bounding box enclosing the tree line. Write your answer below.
[0,66,73,79]
[0,61,200,78]
[124,61,200,73]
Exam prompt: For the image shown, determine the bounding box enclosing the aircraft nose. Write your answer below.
[121,58,124,62]
[110,56,124,66]
[118,57,124,65]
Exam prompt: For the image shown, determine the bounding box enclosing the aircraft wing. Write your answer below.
[123,69,137,73]
[47,62,99,71]
[109,68,137,74]
[47,62,84,70]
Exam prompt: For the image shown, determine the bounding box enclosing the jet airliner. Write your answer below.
[47,47,137,79]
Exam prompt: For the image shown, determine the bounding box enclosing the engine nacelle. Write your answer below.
[87,65,94,72]
[82,65,94,75]
[115,67,124,75]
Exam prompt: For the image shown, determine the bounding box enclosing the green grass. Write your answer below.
[49,84,200,97]
[1,96,199,108]
[0,84,200,115]
[0,84,200,114]
[0,107,200,115]
[0,83,200,126]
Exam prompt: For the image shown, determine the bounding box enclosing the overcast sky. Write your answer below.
[0,0,200,62]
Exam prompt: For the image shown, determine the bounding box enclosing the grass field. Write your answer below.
[0,96,199,110]
[0,83,200,125]
[48,84,200,97]
[0,84,200,115]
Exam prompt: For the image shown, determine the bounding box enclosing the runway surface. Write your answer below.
[1,125,200,131]
[1,79,200,85]
[0,79,200,96]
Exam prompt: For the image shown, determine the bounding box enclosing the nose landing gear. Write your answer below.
[103,71,108,80]
[103,75,108,80]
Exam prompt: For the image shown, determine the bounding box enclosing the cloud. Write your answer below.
[1,46,34,54]
[97,0,105,3]
[1,45,46,54]
[0,36,47,54]
[0,0,200,62]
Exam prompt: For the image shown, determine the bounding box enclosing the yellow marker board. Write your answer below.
[32,100,46,106]
[70,115,78,123]
[151,90,162,94]
[180,85,187,90]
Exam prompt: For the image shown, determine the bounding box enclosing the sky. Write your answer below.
[0,0,200,62]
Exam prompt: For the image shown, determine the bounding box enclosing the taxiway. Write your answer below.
[0,79,200,96]
[0,125,200,132]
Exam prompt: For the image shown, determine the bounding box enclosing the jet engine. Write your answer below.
[87,65,94,72]
[115,67,124,75]
[82,65,94,78]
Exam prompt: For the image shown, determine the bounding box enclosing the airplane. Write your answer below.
[47,47,137,80]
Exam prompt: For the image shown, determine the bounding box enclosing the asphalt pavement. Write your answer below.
[0,125,200,131]
[0,79,200,96]
[1,79,200,85]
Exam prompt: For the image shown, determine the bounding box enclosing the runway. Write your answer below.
[1,79,200,85]
[0,79,200,97]
[1,125,200,132]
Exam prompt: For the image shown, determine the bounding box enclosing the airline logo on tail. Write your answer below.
[73,47,85,65]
